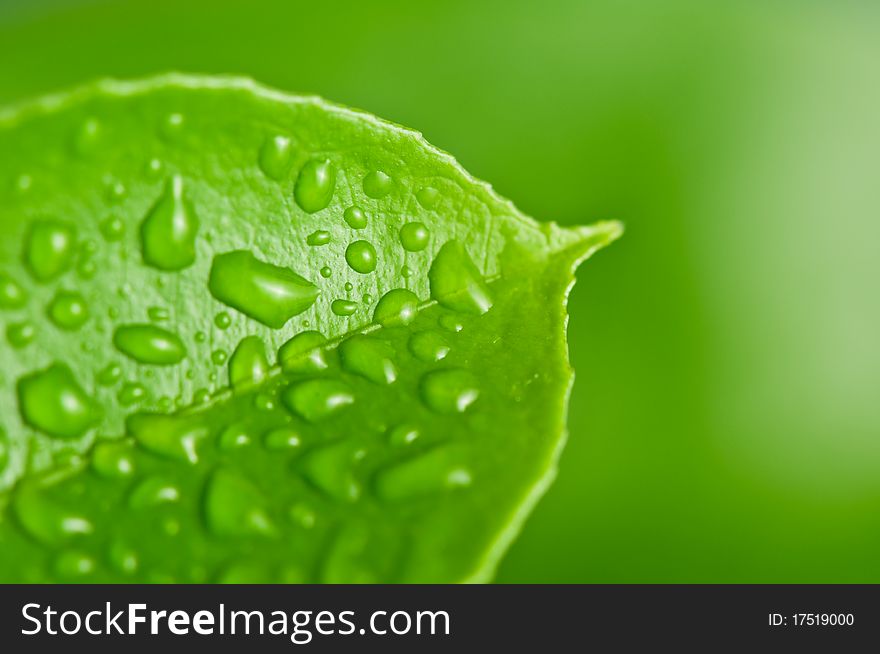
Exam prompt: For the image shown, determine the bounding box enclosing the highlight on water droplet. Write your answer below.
[331,299,358,316]
[419,368,479,414]
[339,335,397,385]
[74,117,100,154]
[294,159,336,213]
[228,336,270,390]
[17,363,99,439]
[399,222,430,252]
[140,175,199,271]
[345,240,377,274]
[306,230,331,246]
[428,241,493,314]
[208,250,319,329]
[343,206,367,229]
[47,290,89,331]
[160,112,185,139]
[0,272,27,309]
[99,216,125,242]
[23,219,76,282]
[278,331,328,373]
[113,324,187,365]
[282,379,354,422]
[362,170,392,199]
[259,134,293,180]
[408,330,450,362]
[373,289,419,327]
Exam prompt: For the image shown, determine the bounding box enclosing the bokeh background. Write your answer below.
[2,0,878,582]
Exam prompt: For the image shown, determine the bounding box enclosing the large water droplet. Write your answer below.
[428,241,493,314]
[362,170,392,198]
[374,446,471,501]
[331,299,358,316]
[419,369,479,414]
[373,289,419,327]
[343,206,368,229]
[208,250,319,329]
[399,222,430,252]
[339,335,397,385]
[7,321,35,349]
[12,481,93,545]
[23,220,76,282]
[140,175,199,271]
[47,290,89,331]
[299,441,365,502]
[228,336,270,390]
[259,134,293,180]
[408,330,450,362]
[17,363,98,439]
[0,272,27,309]
[204,468,275,537]
[278,330,328,373]
[114,324,187,365]
[127,412,207,464]
[282,379,354,422]
[294,159,336,213]
[345,240,377,274]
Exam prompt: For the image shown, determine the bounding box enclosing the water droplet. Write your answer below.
[17,363,98,439]
[118,382,147,406]
[114,324,187,365]
[76,259,97,280]
[375,446,471,501]
[146,158,163,176]
[54,551,95,577]
[399,222,430,251]
[263,427,301,451]
[74,117,100,154]
[416,186,440,209]
[282,379,354,422]
[128,477,180,508]
[211,349,228,366]
[6,321,35,349]
[343,206,368,229]
[208,250,319,328]
[214,311,231,329]
[320,266,332,278]
[294,158,336,213]
[400,265,413,278]
[388,423,420,447]
[373,289,419,327]
[254,392,275,411]
[217,424,251,451]
[278,331,328,373]
[330,299,357,316]
[408,330,450,363]
[157,396,173,413]
[127,412,207,464]
[344,282,354,292]
[194,330,207,343]
[306,230,331,246]
[420,369,479,414]
[299,440,365,502]
[161,112,185,139]
[23,220,76,282]
[362,170,392,198]
[193,388,211,405]
[259,134,293,180]
[107,539,139,574]
[140,175,199,271]
[15,174,32,193]
[12,481,93,545]
[288,502,315,528]
[92,441,135,478]
[96,363,122,386]
[228,336,269,390]
[429,241,493,314]
[204,468,275,537]
[105,179,127,202]
[0,272,27,309]
[147,306,170,322]
[439,314,464,333]
[47,290,89,330]
[339,335,397,384]
[345,240,377,274]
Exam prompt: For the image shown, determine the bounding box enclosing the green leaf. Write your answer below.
[0,75,620,583]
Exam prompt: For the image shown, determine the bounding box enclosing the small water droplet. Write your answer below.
[416,186,440,209]
[344,282,354,292]
[208,250,319,329]
[339,335,397,384]
[228,336,269,389]
[306,230,331,246]
[7,321,35,349]
[146,158,163,177]
[0,272,27,309]
[439,314,464,333]
[54,550,95,577]
[282,379,354,422]
[400,265,413,278]
[128,477,180,508]
[157,396,173,412]
[320,266,332,278]
[288,502,315,528]
[105,179,127,202]
[399,222,430,251]
[278,331,328,373]
[17,363,98,439]
[388,423,420,447]
[147,306,170,322]
[107,539,139,574]
[259,134,293,180]
[140,175,199,271]
[74,117,100,154]
[373,289,419,327]
[204,468,275,537]
[15,174,32,193]
[429,241,493,314]
[118,382,147,406]
[193,388,211,405]
[23,220,76,282]
[254,392,275,411]
[420,369,479,414]
[409,330,450,362]
[47,290,89,330]
[331,299,358,316]
[374,446,472,501]
[343,206,368,229]
[114,324,187,365]
[127,412,207,464]
[299,440,365,502]
[214,311,232,329]
[96,363,122,387]
[345,240,377,274]
[211,349,228,366]
[217,424,251,451]
[194,330,207,343]
[294,159,336,213]
[76,258,97,280]
[263,427,301,451]
[362,170,392,198]
[160,112,185,139]
[92,441,135,478]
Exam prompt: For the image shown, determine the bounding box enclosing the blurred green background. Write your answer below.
[2,0,879,582]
